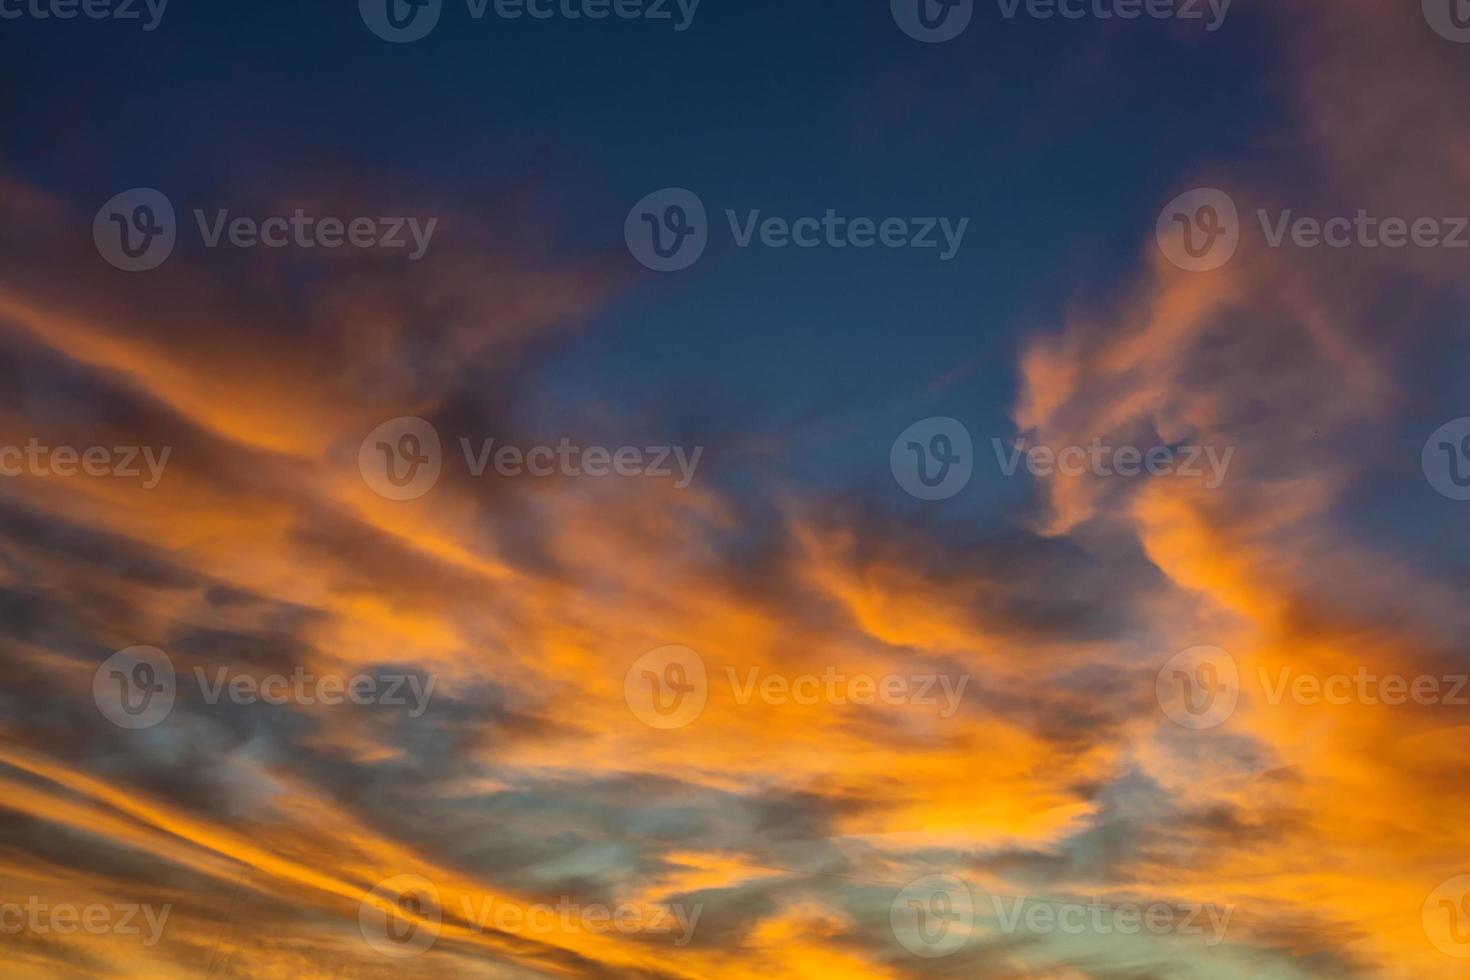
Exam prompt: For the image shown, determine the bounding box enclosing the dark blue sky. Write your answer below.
[5,1,1279,473]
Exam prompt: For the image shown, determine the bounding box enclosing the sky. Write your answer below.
[3,0,1470,976]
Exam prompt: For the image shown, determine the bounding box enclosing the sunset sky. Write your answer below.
[3,1,1470,977]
